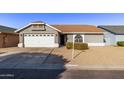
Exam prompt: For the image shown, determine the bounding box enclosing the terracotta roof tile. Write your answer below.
[51,25,102,33]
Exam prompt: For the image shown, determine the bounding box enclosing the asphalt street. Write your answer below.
[0,69,124,79]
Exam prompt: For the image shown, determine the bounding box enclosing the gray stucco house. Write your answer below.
[16,21,105,48]
[98,25,124,45]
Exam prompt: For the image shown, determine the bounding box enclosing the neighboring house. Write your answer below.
[0,25,19,48]
[98,25,124,45]
[16,21,105,48]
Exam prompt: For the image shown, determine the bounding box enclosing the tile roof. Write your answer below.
[51,25,102,33]
[98,25,124,34]
[0,25,16,33]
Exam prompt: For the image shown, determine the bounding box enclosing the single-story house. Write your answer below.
[0,25,19,48]
[98,25,124,45]
[16,21,105,48]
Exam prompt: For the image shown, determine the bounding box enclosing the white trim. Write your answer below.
[18,43,59,48]
[88,43,105,46]
[31,23,44,25]
[73,34,75,42]
[82,35,84,42]
[62,32,104,34]
[15,23,32,33]
[18,43,23,47]
[72,33,75,59]
[24,44,59,48]
[46,24,62,32]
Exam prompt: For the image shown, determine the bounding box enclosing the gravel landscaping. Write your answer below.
[50,46,124,67]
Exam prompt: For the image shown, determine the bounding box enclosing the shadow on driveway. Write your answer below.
[0,52,69,79]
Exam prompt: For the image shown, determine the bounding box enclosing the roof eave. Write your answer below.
[45,24,62,33]
[62,32,104,34]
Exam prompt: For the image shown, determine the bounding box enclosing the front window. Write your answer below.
[75,34,83,43]
[32,24,43,28]
[32,24,46,31]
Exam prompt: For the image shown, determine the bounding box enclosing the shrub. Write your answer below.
[66,42,73,49]
[117,41,124,46]
[66,42,88,50]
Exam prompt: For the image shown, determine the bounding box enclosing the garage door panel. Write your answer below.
[24,34,55,47]
[25,37,54,44]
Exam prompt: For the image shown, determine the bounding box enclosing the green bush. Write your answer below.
[117,41,124,46]
[66,42,73,49]
[66,42,88,50]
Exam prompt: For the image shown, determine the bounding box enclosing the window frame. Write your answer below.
[74,34,83,43]
[32,24,46,31]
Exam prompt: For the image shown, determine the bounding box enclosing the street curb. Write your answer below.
[65,64,124,70]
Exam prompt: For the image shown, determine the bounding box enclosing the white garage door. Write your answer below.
[24,34,56,47]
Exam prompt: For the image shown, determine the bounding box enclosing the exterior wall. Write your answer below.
[18,24,60,47]
[5,34,19,47]
[115,35,124,43]
[84,34,105,46]
[0,34,4,48]
[66,33,105,46]
[19,34,23,43]
[67,34,73,42]
[0,33,19,48]
[103,31,124,45]
[104,31,116,45]
[102,30,124,45]
[84,35,104,43]
[67,34,84,42]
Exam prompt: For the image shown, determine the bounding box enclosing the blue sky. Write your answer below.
[0,13,124,29]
